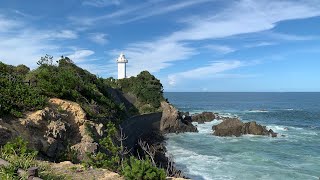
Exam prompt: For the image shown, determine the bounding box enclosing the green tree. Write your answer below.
[37,54,54,66]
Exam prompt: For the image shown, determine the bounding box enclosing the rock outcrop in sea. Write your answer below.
[191,112,216,123]
[212,119,277,137]
[160,101,198,133]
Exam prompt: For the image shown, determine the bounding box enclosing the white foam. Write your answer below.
[247,109,269,113]
[166,144,225,180]
[301,131,318,136]
[193,119,222,134]
[267,125,303,132]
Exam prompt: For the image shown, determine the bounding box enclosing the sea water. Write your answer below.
[164,92,320,180]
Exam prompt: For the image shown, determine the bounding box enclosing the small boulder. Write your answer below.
[192,112,215,123]
[213,119,277,137]
[212,119,243,137]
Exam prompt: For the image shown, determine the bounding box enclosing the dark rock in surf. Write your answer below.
[191,112,216,123]
[212,119,277,137]
[160,102,198,133]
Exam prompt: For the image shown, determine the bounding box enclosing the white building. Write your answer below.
[117,53,128,79]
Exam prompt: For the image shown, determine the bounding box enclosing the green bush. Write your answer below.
[117,71,164,113]
[0,137,37,179]
[26,57,126,120]
[0,137,36,157]
[0,62,47,118]
[84,122,121,171]
[0,137,66,180]
[122,156,166,180]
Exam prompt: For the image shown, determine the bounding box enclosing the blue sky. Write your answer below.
[0,0,320,92]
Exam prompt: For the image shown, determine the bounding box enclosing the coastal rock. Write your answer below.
[160,101,198,133]
[191,112,216,123]
[212,119,277,137]
[242,121,269,135]
[213,119,244,137]
[0,98,102,161]
[46,120,69,140]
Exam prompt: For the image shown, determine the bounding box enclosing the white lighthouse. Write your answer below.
[117,53,128,79]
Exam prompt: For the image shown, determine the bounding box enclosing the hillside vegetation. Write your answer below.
[0,55,164,119]
[0,56,167,179]
[116,71,164,113]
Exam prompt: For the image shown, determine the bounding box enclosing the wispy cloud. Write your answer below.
[0,34,58,68]
[111,40,196,76]
[167,60,259,86]
[112,0,320,79]
[51,30,78,39]
[88,33,108,45]
[166,0,320,42]
[0,15,22,32]
[168,60,243,86]
[119,0,213,24]
[82,0,121,7]
[71,0,212,25]
[244,42,276,48]
[67,49,95,63]
[0,16,78,68]
[266,32,317,41]
[204,45,236,54]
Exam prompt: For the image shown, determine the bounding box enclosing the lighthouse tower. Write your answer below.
[117,53,128,79]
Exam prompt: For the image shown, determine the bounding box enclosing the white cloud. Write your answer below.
[67,50,95,63]
[205,45,236,54]
[0,31,59,68]
[0,16,77,68]
[167,0,320,42]
[168,60,243,86]
[111,40,196,77]
[244,42,276,48]
[88,33,108,45]
[113,0,320,80]
[119,0,213,24]
[52,30,78,39]
[266,32,317,41]
[0,15,21,32]
[82,0,121,7]
[71,0,213,25]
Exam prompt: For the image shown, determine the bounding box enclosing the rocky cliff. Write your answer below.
[0,98,104,161]
[160,101,198,133]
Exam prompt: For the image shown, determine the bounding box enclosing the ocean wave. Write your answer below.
[247,109,269,113]
[165,144,225,180]
[267,125,303,132]
[166,144,222,162]
[246,108,298,113]
[193,120,222,134]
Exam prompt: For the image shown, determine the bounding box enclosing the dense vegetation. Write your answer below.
[84,122,166,180]
[28,56,126,120]
[1,56,164,118]
[116,71,164,113]
[0,137,66,180]
[0,56,167,179]
[0,62,47,117]
[0,56,125,121]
